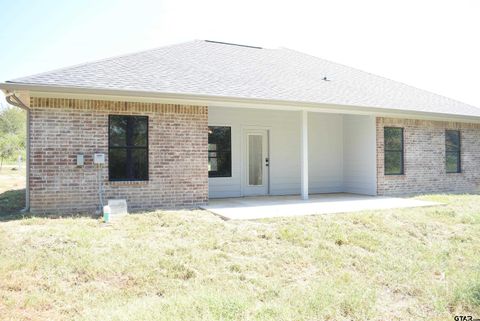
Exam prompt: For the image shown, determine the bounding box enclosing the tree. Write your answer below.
[0,103,26,169]
[0,134,21,169]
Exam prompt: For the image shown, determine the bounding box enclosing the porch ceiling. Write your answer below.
[200,193,439,220]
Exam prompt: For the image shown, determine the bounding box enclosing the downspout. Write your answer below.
[5,92,30,212]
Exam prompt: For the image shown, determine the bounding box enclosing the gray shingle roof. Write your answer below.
[6,40,480,117]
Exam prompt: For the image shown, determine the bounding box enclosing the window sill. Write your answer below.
[106,180,149,186]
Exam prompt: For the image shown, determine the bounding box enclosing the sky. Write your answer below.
[0,0,479,107]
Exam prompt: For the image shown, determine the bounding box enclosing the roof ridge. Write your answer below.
[280,47,480,111]
[204,40,262,49]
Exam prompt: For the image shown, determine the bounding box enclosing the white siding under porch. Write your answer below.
[208,106,376,198]
[343,115,377,195]
[308,112,344,194]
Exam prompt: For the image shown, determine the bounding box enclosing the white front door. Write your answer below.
[243,129,269,196]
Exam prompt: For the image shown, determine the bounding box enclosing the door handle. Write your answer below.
[265,157,269,167]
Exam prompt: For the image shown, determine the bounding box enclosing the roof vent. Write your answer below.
[322,76,331,81]
[204,40,262,49]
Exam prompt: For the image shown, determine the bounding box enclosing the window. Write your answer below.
[108,115,148,181]
[384,127,404,175]
[445,130,461,173]
[208,126,231,177]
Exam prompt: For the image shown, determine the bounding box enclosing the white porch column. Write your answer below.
[300,110,309,200]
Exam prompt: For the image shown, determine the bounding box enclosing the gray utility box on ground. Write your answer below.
[108,199,128,219]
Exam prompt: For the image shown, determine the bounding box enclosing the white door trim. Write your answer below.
[241,126,271,196]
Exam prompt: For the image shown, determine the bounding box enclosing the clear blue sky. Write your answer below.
[1,0,480,107]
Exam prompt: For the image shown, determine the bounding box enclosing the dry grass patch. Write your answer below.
[0,166,25,215]
[0,194,479,320]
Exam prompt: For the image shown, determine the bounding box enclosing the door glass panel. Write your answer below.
[248,135,263,185]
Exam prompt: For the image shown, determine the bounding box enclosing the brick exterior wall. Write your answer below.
[377,117,480,195]
[29,97,208,214]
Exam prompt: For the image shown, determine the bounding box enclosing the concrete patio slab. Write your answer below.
[200,193,440,220]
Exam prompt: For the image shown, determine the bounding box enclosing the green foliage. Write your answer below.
[0,105,26,135]
[0,105,26,165]
[0,133,22,164]
[0,189,25,214]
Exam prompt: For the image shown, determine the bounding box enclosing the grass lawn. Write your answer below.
[0,165,26,215]
[0,171,479,320]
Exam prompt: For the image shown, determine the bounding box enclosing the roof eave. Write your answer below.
[2,82,480,123]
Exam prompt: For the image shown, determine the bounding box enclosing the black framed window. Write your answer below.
[109,115,148,181]
[384,127,404,175]
[445,130,461,173]
[208,126,231,177]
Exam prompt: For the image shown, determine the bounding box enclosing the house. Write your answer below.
[2,40,480,214]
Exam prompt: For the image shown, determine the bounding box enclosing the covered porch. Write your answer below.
[208,105,377,200]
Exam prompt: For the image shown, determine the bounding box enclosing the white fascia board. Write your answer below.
[2,82,480,124]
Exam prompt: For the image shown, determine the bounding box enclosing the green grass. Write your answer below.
[0,171,479,320]
[0,189,25,215]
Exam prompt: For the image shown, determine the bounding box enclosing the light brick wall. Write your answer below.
[377,117,480,195]
[29,97,208,214]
